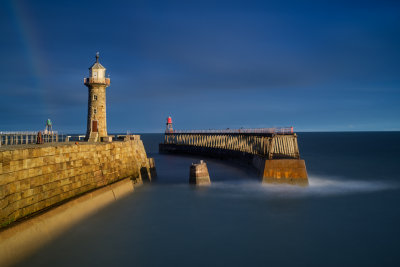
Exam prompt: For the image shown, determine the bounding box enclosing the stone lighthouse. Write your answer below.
[84,52,110,142]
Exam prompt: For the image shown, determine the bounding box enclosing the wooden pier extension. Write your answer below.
[159,129,308,185]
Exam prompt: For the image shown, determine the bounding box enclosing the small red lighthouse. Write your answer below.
[166,116,173,133]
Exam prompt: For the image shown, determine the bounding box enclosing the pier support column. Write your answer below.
[189,160,211,185]
[253,158,308,186]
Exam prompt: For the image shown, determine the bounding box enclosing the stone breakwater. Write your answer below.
[0,136,154,227]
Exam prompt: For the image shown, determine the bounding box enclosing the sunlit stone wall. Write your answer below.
[0,137,153,227]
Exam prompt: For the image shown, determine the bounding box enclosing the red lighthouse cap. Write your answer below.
[167,116,172,124]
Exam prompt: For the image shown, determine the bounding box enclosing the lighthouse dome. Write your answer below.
[90,62,105,70]
[89,52,106,78]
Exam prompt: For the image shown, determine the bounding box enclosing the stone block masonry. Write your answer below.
[253,157,308,186]
[0,177,136,267]
[0,137,154,227]
[189,160,211,185]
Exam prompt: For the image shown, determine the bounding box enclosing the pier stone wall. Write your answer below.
[0,138,153,227]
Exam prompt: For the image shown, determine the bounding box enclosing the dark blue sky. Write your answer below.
[1,0,399,132]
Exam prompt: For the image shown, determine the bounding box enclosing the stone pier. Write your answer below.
[0,135,155,266]
[0,135,154,228]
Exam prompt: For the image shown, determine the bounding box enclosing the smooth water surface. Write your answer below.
[18,132,400,267]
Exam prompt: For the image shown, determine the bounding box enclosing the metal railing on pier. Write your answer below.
[0,131,67,146]
[65,135,86,142]
[169,127,294,135]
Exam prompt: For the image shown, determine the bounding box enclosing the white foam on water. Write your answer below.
[205,175,398,199]
[306,176,397,196]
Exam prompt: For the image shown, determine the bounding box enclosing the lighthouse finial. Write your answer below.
[96,52,99,63]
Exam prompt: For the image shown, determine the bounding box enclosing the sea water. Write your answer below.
[17,132,400,267]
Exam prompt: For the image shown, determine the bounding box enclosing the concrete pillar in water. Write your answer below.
[148,158,157,178]
[254,158,308,186]
[189,160,211,185]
